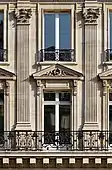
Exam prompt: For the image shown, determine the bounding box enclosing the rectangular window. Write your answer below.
[0,90,4,131]
[41,12,73,62]
[109,92,112,145]
[0,11,5,62]
[44,92,71,145]
[107,10,112,61]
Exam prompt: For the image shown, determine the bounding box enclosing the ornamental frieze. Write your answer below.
[14,8,32,24]
[82,8,100,24]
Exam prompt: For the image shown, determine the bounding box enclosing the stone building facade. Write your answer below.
[0,0,112,169]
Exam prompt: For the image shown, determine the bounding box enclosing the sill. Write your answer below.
[103,61,112,65]
[37,61,77,65]
[0,62,9,66]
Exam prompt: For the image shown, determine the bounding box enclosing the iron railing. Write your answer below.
[37,49,75,62]
[0,131,112,151]
[0,49,7,62]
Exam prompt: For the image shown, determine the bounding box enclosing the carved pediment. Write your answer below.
[32,64,83,80]
[0,68,16,80]
[99,68,112,80]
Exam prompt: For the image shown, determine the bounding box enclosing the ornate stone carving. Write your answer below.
[14,8,32,24]
[73,80,77,96]
[82,8,100,24]
[37,80,42,96]
[43,68,72,77]
[5,81,10,96]
[103,80,108,96]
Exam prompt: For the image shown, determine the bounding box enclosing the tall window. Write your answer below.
[41,12,73,61]
[0,11,4,61]
[0,90,4,131]
[44,92,71,145]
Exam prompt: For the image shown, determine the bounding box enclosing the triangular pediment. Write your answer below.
[32,64,83,80]
[99,68,112,79]
[0,68,16,80]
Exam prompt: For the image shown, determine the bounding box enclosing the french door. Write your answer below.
[43,12,71,61]
[44,92,71,147]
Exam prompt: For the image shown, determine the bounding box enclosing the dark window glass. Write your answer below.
[59,105,70,144]
[59,92,71,101]
[44,93,55,101]
[0,91,4,131]
[0,11,3,61]
[44,105,55,144]
[109,93,112,101]
[110,12,112,49]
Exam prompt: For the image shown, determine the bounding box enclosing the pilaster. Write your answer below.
[36,80,42,131]
[14,6,32,130]
[82,7,100,130]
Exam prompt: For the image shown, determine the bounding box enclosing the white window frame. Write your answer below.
[108,91,112,147]
[44,92,71,132]
[43,13,71,61]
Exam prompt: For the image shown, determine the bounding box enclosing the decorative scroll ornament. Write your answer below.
[82,8,100,24]
[43,68,72,77]
[103,80,108,95]
[14,8,32,23]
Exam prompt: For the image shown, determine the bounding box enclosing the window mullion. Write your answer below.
[55,14,59,61]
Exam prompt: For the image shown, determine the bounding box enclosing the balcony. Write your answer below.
[0,131,112,151]
[37,49,75,62]
[0,49,7,62]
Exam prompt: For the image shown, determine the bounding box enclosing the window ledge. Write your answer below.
[37,61,77,65]
[0,62,9,66]
[103,61,112,65]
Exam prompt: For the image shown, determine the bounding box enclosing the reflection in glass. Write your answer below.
[44,14,55,61]
[0,91,4,131]
[59,105,70,144]
[59,92,71,101]
[44,105,55,144]
[0,11,3,61]
[109,105,112,144]
[44,93,55,101]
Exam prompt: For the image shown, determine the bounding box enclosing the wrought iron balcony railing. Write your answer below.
[0,49,7,62]
[0,131,112,151]
[104,49,112,62]
[37,49,75,62]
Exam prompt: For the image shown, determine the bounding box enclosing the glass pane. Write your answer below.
[44,92,55,101]
[109,93,112,101]
[110,12,112,49]
[0,91,4,131]
[0,11,3,61]
[59,105,70,144]
[59,92,71,101]
[44,14,55,61]
[59,13,71,49]
[59,13,71,61]
[44,105,55,144]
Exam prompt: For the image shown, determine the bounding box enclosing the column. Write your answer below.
[14,8,32,130]
[82,8,100,130]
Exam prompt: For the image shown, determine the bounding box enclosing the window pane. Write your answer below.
[59,105,70,144]
[44,92,55,101]
[44,105,55,144]
[59,92,71,101]
[44,14,55,49]
[59,13,71,49]
[0,11,3,61]
[110,12,112,49]
[109,93,112,101]
[0,91,4,131]
[59,105,70,131]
